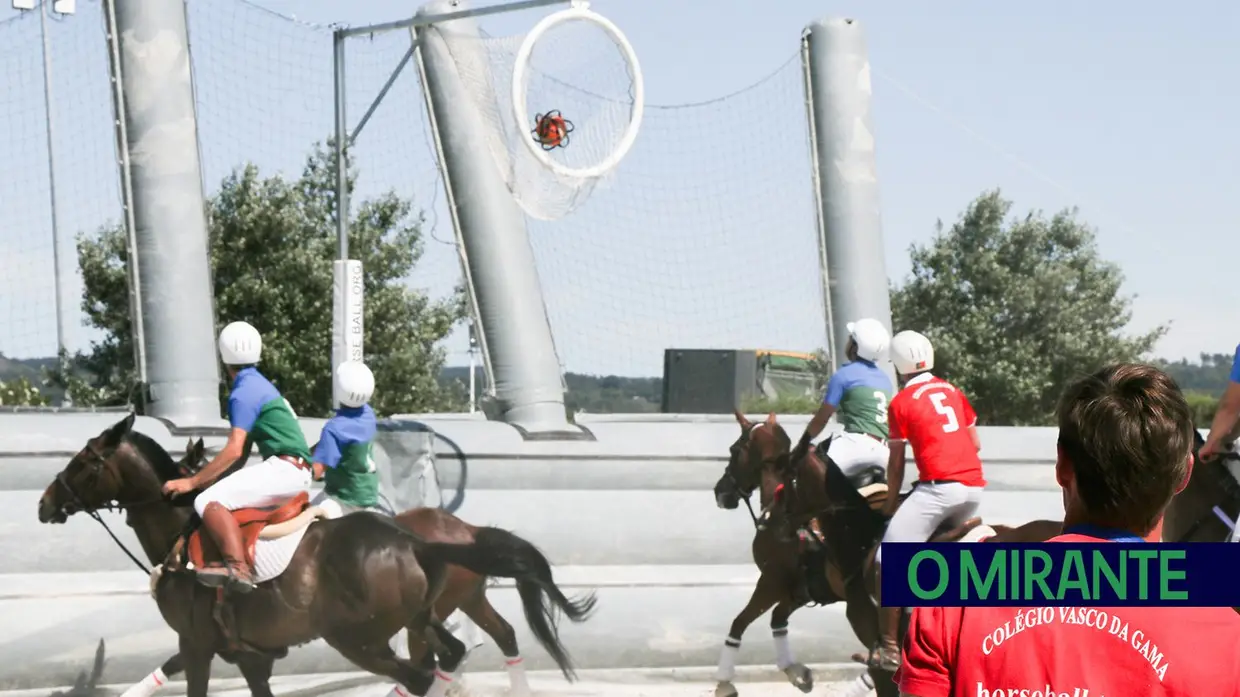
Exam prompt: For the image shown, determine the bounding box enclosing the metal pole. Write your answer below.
[38,0,68,379]
[101,0,148,398]
[333,29,349,262]
[800,33,836,373]
[415,2,571,432]
[108,0,222,424]
[336,0,564,39]
[803,18,896,386]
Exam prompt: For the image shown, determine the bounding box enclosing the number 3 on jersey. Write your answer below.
[873,390,888,423]
[929,392,959,433]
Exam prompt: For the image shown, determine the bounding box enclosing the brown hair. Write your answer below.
[1056,363,1194,534]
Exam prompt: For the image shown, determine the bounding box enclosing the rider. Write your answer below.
[311,361,380,518]
[873,330,985,672]
[897,363,1240,696]
[1199,342,1240,461]
[161,321,314,594]
[792,318,893,479]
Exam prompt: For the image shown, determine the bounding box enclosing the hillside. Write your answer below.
[439,365,662,414]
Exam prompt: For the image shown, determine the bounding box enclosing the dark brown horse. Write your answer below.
[123,436,552,697]
[710,411,892,697]
[37,414,595,697]
[769,425,1062,697]
[1164,431,1240,543]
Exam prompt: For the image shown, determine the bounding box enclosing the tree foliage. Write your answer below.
[63,143,466,417]
[0,376,49,406]
[890,190,1166,426]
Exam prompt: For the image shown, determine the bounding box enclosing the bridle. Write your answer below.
[52,439,168,574]
[724,422,777,528]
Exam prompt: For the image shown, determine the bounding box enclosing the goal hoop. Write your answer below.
[511,2,645,180]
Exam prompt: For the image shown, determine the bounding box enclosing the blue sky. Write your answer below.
[1,0,1236,377]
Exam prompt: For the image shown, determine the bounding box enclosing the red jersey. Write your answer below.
[888,373,985,486]
[897,534,1240,697]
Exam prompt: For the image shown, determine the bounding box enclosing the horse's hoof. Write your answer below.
[850,652,869,665]
[714,680,739,697]
[783,663,814,693]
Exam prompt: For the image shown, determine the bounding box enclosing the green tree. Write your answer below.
[890,190,1165,426]
[0,376,49,406]
[64,143,466,417]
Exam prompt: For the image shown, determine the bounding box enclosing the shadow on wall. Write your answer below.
[47,639,107,697]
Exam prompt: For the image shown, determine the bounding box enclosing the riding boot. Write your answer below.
[872,566,901,672]
[875,605,903,672]
[197,502,256,594]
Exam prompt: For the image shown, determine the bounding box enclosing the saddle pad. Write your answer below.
[252,524,312,584]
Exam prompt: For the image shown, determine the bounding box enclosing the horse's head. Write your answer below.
[1164,428,1240,542]
[179,437,207,475]
[37,413,187,524]
[714,410,790,510]
[39,413,139,523]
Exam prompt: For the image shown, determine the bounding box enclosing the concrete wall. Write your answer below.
[0,412,1065,689]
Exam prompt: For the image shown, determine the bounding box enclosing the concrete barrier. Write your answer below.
[0,412,1064,689]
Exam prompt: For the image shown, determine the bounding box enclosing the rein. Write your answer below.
[54,441,171,575]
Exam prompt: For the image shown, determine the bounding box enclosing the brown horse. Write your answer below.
[710,411,891,697]
[769,426,1062,697]
[124,436,551,697]
[37,413,595,697]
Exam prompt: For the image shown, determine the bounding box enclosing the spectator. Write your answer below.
[897,363,1240,697]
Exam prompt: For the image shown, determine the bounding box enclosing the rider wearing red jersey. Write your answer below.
[898,363,1240,697]
[874,330,985,671]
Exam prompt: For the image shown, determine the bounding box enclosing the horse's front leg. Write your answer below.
[770,599,813,693]
[178,638,214,697]
[713,571,782,697]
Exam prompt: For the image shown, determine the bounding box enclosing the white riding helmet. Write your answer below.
[846,318,891,362]
[890,330,935,376]
[335,361,375,408]
[218,321,262,366]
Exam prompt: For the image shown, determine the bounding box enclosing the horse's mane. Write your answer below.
[122,429,181,482]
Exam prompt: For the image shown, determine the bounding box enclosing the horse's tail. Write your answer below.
[416,527,597,682]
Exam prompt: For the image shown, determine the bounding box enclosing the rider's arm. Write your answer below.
[803,372,845,442]
[962,393,981,452]
[1205,347,1240,452]
[885,440,907,514]
[190,428,248,489]
[896,607,956,697]
[312,423,342,482]
[190,389,261,488]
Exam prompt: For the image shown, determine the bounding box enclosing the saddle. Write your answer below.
[183,492,315,573]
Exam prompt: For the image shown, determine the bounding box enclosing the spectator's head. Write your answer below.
[1056,363,1194,536]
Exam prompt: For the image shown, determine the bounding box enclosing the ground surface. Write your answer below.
[0,666,876,697]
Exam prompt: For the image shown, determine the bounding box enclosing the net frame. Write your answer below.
[510,2,644,179]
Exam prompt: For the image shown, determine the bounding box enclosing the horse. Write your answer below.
[119,436,553,697]
[768,424,1062,697]
[1164,430,1240,544]
[710,411,974,697]
[37,413,596,697]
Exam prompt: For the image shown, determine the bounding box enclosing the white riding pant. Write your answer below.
[875,481,983,564]
[827,432,889,478]
[193,456,312,517]
[310,489,385,519]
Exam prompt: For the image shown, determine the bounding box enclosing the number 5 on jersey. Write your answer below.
[929,392,960,433]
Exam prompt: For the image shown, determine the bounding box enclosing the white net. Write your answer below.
[0,5,124,363]
[523,55,828,377]
[435,12,640,221]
